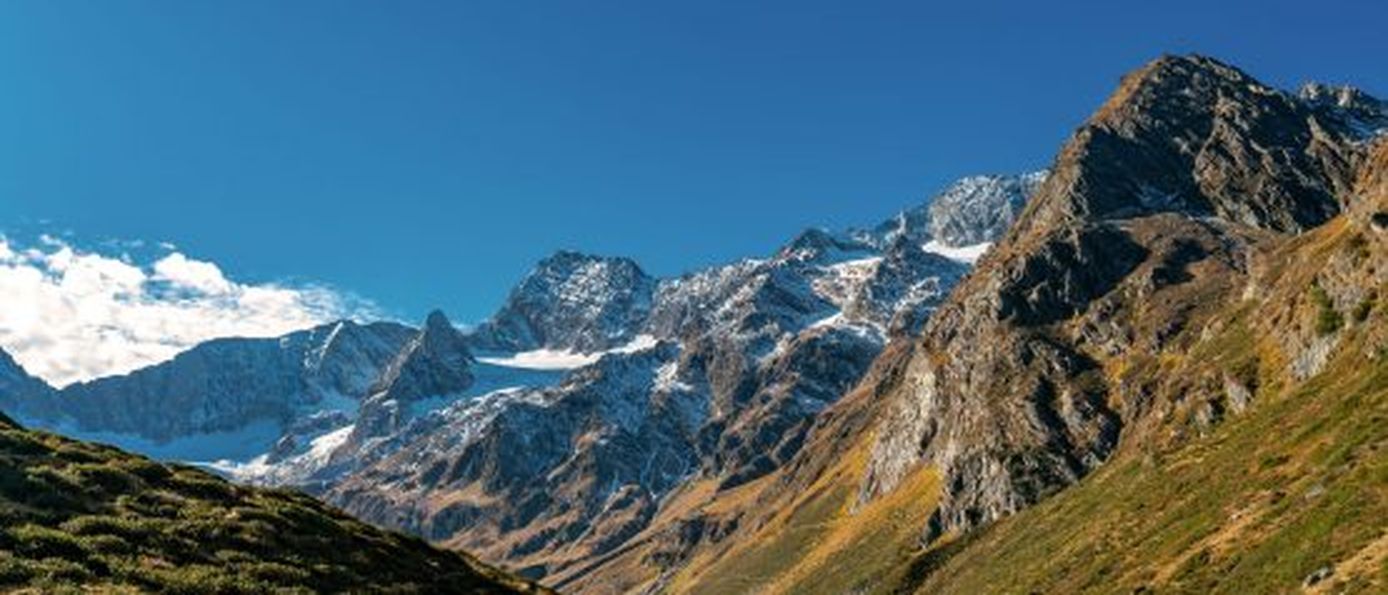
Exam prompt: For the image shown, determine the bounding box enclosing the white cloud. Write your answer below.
[152,252,234,295]
[0,235,379,388]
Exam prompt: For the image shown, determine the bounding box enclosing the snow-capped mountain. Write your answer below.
[0,168,1046,582]
[320,172,1040,577]
[468,251,656,354]
[351,310,476,441]
[0,320,414,471]
[853,171,1046,250]
[21,320,414,440]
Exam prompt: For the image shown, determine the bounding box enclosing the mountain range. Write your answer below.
[2,53,1387,593]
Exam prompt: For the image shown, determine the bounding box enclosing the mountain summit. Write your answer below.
[862,53,1380,541]
[352,310,476,440]
[470,251,657,354]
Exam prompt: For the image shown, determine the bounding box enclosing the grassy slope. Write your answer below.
[915,334,1388,594]
[0,412,544,594]
[668,434,941,595]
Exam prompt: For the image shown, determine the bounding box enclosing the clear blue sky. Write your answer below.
[1,1,1384,323]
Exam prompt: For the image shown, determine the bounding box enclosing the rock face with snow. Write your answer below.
[352,310,476,441]
[3,154,1047,586]
[323,171,1022,579]
[854,171,1046,249]
[31,321,415,442]
[925,171,1047,246]
[469,251,656,353]
[1299,82,1388,139]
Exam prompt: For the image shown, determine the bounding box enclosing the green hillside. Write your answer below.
[0,411,544,594]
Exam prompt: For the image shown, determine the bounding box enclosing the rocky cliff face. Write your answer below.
[904,137,1388,595]
[861,54,1385,544]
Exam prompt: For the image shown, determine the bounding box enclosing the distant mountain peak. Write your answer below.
[370,310,474,401]
[423,309,453,331]
[469,250,657,353]
[353,311,475,441]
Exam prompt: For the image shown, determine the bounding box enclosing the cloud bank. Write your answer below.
[0,235,379,388]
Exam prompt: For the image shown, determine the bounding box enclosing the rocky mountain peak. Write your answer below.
[861,54,1382,549]
[370,310,473,402]
[468,250,657,353]
[423,309,453,332]
[1299,81,1388,139]
[776,227,869,263]
[354,311,475,440]
[1015,53,1362,239]
[852,171,1047,250]
[926,171,1047,247]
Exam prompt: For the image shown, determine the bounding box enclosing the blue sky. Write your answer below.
[1,0,1385,324]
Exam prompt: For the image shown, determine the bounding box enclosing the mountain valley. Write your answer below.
[3,53,1387,593]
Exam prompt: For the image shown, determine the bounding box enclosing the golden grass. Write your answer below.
[667,432,941,595]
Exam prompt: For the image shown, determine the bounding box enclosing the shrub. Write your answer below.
[61,515,156,542]
[67,463,142,495]
[112,458,171,483]
[75,533,132,556]
[8,524,87,561]
[1310,283,1343,336]
[1353,291,1377,323]
[169,472,236,501]
[0,430,52,456]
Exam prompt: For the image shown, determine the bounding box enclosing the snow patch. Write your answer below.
[653,360,693,393]
[809,312,845,329]
[922,241,992,263]
[477,334,659,370]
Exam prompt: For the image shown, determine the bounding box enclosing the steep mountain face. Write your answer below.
[913,132,1388,595]
[469,251,657,353]
[855,53,1384,551]
[23,320,414,442]
[322,172,1026,583]
[0,412,543,593]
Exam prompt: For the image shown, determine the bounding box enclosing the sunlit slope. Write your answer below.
[913,144,1388,594]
